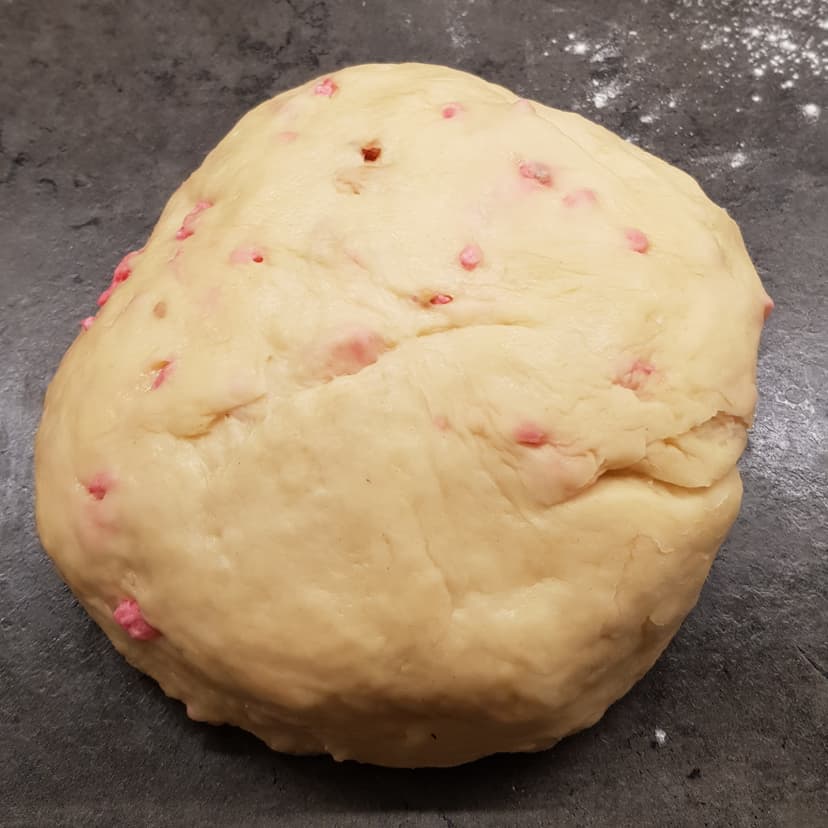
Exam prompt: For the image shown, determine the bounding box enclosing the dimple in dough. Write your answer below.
[35,63,771,768]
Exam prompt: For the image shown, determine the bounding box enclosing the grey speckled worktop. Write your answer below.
[1,1,826,826]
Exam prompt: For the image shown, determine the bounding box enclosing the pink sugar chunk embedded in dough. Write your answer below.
[459,244,482,271]
[112,249,142,285]
[325,329,386,378]
[80,316,95,332]
[429,294,453,305]
[514,423,549,447]
[625,228,650,253]
[86,472,114,501]
[230,246,265,264]
[96,286,113,307]
[96,248,144,308]
[763,296,775,320]
[519,161,553,187]
[616,359,656,391]
[151,360,174,390]
[441,103,463,119]
[513,99,536,115]
[563,188,597,208]
[98,247,144,307]
[175,200,212,241]
[314,77,338,97]
[113,598,160,641]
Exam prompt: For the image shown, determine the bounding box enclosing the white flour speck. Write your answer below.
[654,728,668,746]
[445,0,471,51]
[590,42,621,63]
[592,78,625,109]
[731,151,748,168]
[693,0,827,90]
[575,2,825,125]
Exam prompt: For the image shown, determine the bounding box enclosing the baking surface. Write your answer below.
[1,0,826,825]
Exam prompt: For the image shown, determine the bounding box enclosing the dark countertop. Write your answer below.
[1,1,826,825]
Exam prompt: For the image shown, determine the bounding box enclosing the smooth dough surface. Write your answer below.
[35,63,769,767]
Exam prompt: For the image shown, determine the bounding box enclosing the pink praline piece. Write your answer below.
[112,249,141,285]
[441,103,463,119]
[151,360,174,390]
[86,472,113,501]
[80,316,95,332]
[625,228,650,253]
[563,188,597,207]
[514,423,549,447]
[459,244,482,271]
[616,359,656,391]
[230,246,265,264]
[519,161,553,187]
[314,77,338,97]
[513,98,535,114]
[175,200,212,241]
[96,286,113,307]
[326,329,385,377]
[96,247,144,309]
[113,598,160,641]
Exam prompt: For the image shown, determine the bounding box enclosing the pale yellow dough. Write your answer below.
[35,63,769,767]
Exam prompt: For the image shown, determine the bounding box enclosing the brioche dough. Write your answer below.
[35,63,770,767]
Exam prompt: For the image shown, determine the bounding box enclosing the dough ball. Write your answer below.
[35,63,769,767]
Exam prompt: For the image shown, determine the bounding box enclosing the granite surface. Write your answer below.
[1,0,826,825]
